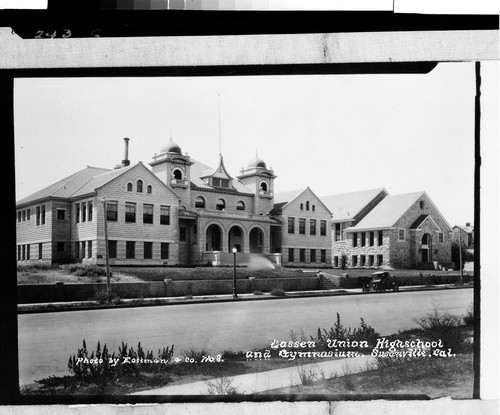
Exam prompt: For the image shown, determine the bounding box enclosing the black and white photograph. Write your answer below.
[1,0,499,413]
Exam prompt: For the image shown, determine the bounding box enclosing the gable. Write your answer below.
[280,188,332,217]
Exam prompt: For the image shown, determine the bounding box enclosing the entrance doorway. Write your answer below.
[249,227,264,254]
[206,224,222,251]
[422,233,432,262]
[228,225,244,252]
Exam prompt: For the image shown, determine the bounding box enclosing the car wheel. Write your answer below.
[362,286,369,293]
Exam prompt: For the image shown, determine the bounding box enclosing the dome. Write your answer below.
[247,155,267,169]
[160,139,182,155]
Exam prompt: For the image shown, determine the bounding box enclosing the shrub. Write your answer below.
[221,350,247,362]
[296,362,318,386]
[182,349,208,362]
[63,264,110,278]
[253,290,264,295]
[413,310,470,353]
[205,377,243,395]
[463,304,474,327]
[270,288,286,297]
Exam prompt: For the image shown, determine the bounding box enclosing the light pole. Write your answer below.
[102,197,111,302]
[232,246,238,299]
[458,226,463,286]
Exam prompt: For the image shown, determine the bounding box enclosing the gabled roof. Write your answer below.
[453,225,474,234]
[190,158,253,194]
[319,188,388,222]
[16,166,111,206]
[71,164,137,197]
[348,191,426,231]
[272,187,332,215]
[409,214,442,232]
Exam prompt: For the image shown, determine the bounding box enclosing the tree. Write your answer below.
[451,240,474,270]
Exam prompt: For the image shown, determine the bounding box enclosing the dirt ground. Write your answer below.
[17,268,143,284]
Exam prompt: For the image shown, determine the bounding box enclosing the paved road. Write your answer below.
[18,289,472,385]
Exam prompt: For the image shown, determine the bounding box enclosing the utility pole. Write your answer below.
[102,198,111,302]
[458,226,463,285]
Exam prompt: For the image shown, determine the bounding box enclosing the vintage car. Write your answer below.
[362,271,399,293]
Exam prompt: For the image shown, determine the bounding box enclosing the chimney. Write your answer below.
[122,137,130,167]
[465,222,471,227]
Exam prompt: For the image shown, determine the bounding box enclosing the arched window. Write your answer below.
[419,200,425,209]
[236,201,245,211]
[137,180,143,193]
[173,169,183,180]
[147,185,152,194]
[127,183,133,191]
[306,201,310,211]
[300,203,304,211]
[216,199,226,211]
[260,181,268,192]
[195,196,206,208]
[312,205,316,212]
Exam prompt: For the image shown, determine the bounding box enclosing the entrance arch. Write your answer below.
[249,227,264,254]
[228,225,244,253]
[206,224,222,251]
[421,233,432,262]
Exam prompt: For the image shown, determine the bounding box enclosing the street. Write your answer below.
[18,288,473,385]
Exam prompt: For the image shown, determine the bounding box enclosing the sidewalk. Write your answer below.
[131,354,376,395]
[17,283,473,314]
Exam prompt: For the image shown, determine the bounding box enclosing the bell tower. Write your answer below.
[149,138,193,208]
[237,155,276,215]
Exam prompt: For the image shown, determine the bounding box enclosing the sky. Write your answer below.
[14,61,498,227]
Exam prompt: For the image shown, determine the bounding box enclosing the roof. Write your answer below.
[409,214,429,230]
[454,225,474,234]
[16,166,111,206]
[273,189,307,205]
[190,158,253,194]
[71,164,136,197]
[319,188,388,221]
[348,191,426,231]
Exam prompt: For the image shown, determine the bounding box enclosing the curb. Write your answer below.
[17,284,473,314]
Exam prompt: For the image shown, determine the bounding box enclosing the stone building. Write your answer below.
[328,191,453,270]
[271,188,332,266]
[452,223,474,249]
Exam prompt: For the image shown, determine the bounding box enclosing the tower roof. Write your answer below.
[247,155,267,169]
[160,138,182,155]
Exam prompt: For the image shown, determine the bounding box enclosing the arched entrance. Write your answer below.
[249,227,264,254]
[206,224,222,251]
[228,225,244,253]
[421,233,432,262]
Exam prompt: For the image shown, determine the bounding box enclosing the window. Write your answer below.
[288,217,295,234]
[126,241,135,259]
[127,182,133,191]
[334,223,341,241]
[125,202,136,223]
[216,199,225,211]
[310,219,316,235]
[320,220,327,236]
[398,228,405,241]
[38,243,43,259]
[300,203,303,211]
[106,202,118,222]
[299,218,306,235]
[74,242,79,259]
[17,211,21,222]
[82,202,87,222]
[378,230,383,246]
[161,243,169,260]
[369,231,374,246]
[27,208,30,220]
[310,249,316,263]
[236,201,245,211]
[41,205,45,225]
[334,256,339,268]
[160,206,170,225]
[180,227,187,242]
[352,255,358,267]
[147,185,152,194]
[17,245,21,261]
[143,204,154,224]
[361,233,366,247]
[88,241,92,258]
[419,200,425,209]
[88,201,93,221]
[312,205,316,212]
[57,209,65,220]
[36,207,40,225]
[76,203,80,223]
[57,242,64,252]
[22,210,26,221]
[377,255,383,266]
[137,180,143,193]
[108,240,117,259]
[26,244,30,260]
[173,169,182,180]
[288,248,295,262]
[369,255,374,267]
[438,232,444,243]
[260,182,268,192]
[320,249,326,263]
[144,242,153,259]
[195,197,205,208]
[360,255,366,267]
[299,249,306,262]
[22,245,25,260]
[306,201,310,211]
[353,232,358,247]
[81,241,86,258]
